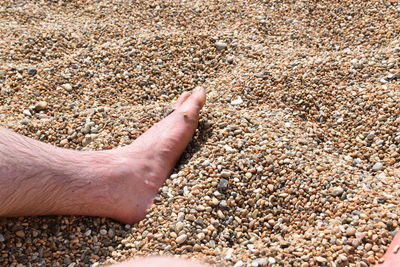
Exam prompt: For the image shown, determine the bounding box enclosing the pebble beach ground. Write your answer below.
[0,0,400,266]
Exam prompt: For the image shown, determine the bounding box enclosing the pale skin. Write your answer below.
[0,88,208,266]
[0,87,397,266]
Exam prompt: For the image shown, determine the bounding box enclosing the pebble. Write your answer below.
[176,234,188,244]
[62,83,73,92]
[60,139,68,145]
[175,222,184,232]
[0,234,4,242]
[99,229,108,235]
[331,186,344,196]
[23,109,32,116]
[233,261,244,267]
[346,227,357,236]
[230,97,243,105]
[202,159,210,167]
[372,162,383,171]
[220,171,231,178]
[251,258,269,266]
[217,178,229,191]
[315,256,327,263]
[27,66,37,76]
[387,73,400,81]
[215,41,227,50]
[177,212,185,222]
[20,118,30,125]
[197,233,205,241]
[34,101,48,111]
[15,230,25,238]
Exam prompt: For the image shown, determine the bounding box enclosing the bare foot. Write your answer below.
[91,88,206,223]
[0,88,205,223]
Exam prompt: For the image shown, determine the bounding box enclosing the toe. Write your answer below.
[179,87,206,116]
[173,92,191,109]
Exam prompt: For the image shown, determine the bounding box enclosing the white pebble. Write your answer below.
[233,261,244,267]
[372,162,383,171]
[23,109,32,116]
[215,41,227,50]
[176,234,188,244]
[230,97,243,105]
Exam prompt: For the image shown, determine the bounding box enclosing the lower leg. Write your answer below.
[0,88,206,223]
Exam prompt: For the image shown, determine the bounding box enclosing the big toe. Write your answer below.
[178,87,206,117]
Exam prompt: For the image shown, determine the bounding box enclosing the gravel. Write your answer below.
[1,0,400,266]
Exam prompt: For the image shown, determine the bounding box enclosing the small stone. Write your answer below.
[267,184,274,192]
[298,138,308,145]
[23,109,32,116]
[197,233,205,241]
[175,222,184,232]
[215,41,227,50]
[15,230,25,238]
[193,244,202,251]
[176,234,188,244]
[217,210,225,219]
[62,83,73,92]
[338,254,348,262]
[280,240,290,248]
[230,97,243,105]
[387,73,400,81]
[20,118,30,125]
[372,162,383,171]
[82,138,92,145]
[346,226,357,236]
[315,256,327,263]
[211,197,219,205]
[331,186,344,196]
[366,255,375,264]
[99,229,107,235]
[217,178,229,190]
[108,229,115,238]
[220,171,231,178]
[177,212,185,221]
[0,234,4,242]
[27,66,37,76]
[245,172,252,179]
[365,243,372,251]
[233,261,244,267]
[224,145,236,152]
[251,258,269,266]
[186,214,195,221]
[60,139,68,145]
[34,101,48,111]
[202,159,210,167]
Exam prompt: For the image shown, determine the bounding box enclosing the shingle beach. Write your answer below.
[0,0,399,266]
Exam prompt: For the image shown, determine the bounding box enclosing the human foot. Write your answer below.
[0,88,205,223]
[91,88,206,223]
